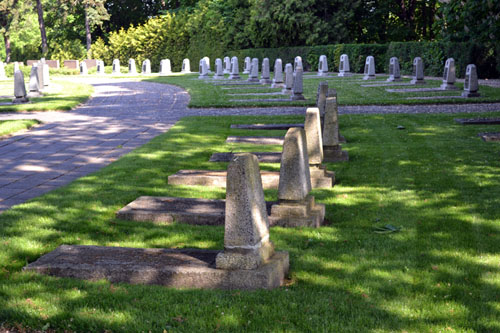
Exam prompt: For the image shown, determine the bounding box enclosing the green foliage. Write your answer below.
[50,39,87,64]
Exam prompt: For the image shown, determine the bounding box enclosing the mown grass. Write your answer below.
[0,112,499,332]
[0,119,40,137]
[0,79,94,112]
[147,73,500,108]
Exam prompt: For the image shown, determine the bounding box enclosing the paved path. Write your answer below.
[0,77,499,212]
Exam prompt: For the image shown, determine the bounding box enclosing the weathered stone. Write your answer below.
[80,61,88,75]
[228,57,241,80]
[338,54,352,77]
[291,66,305,100]
[160,59,172,75]
[294,56,303,71]
[230,123,303,130]
[142,59,151,74]
[216,153,276,270]
[440,58,458,90]
[83,59,97,68]
[323,92,349,163]
[271,58,284,88]
[213,58,225,79]
[0,61,6,79]
[181,58,191,73]
[316,81,328,117]
[318,55,328,76]
[12,70,29,104]
[28,65,42,97]
[387,57,401,82]
[13,62,20,73]
[478,132,500,142]
[43,59,59,68]
[199,58,209,79]
[36,62,45,88]
[282,63,294,94]
[226,136,284,145]
[243,57,251,74]
[128,59,137,75]
[223,56,231,74]
[454,118,500,125]
[112,59,121,74]
[462,64,480,98]
[210,152,281,163]
[202,56,211,72]
[410,57,425,85]
[363,56,376,80]
[96,60,105,75]
[42,63,49,86]
[24,245,289,290]
[260,58,272,84]
[247,58,259,82]
[63,60,79,69]
[305,108,334,187]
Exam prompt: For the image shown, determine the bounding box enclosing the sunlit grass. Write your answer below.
[0,119,40,137]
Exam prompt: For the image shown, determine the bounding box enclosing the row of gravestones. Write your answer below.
[78,58,191,75]
[11,60,50,104]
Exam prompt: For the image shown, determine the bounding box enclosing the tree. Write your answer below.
[0,0,20,61]
[35,0,48,55]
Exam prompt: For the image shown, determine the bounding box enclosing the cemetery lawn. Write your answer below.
[0,119,40,137]
[148,73,500,108]
[0,79,93,112]
[1,112,500,332]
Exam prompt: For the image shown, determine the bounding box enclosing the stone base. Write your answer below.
[247,77,259,82]
[479,132,500,142]
[339,134,347,144]
[386,77,401,82]
[216,241,275,270]
[260,79,272,84]
[269,195,325,228]
[282,88,292,95]
[317,72,328,77]
[290,93,305,101]
[12,97,30,104]
[338,72,352,77]
[271,82,285,88]
[213,75,225,80]
[226,136,284,145]
[168,170,333,189]
[28,91,43,98]
[309,165,335,188]
[24,245,289,290]
[242,70,250,74]
[230,123,303,130]
[198,75,209,79]
[462,91,480,98]
[410,79,426,85]
[210,152,281,163]
[323,145,349,162]
[363,75,376,80]
[228,74,241,80]
[440,83,458,90]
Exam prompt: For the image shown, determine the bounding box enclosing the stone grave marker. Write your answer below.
[338,54,352,77]
[80,61,88,75]
[13,62,20,73]
[42,62,50,86]
[160,59,172,75]
[36,62,45,87]
[96,60,105,75]
[199,59,209,79]
[214,58,225,79]
[128,59,137,75]
[271,58,284,88]
[142,59,151,74]
[83,59,97,68]
[387,57,401,82]
[243,57,251,74]
[268,128,325,227]
[228,56,241,80]
[316,81,328,117]
[28,65,42,97]
[247,58,259,82]
[181,58,191,73]
[410,57,425,85]
[63,60,79,69]
[0,61,6,79]
[223,56,231,74]
[112,59,120,74]
[323,90,348,162]
[440,58,458,90]
[291,66,305,100]
[202,56,210,72]
[12,70,29,104]
[260,58,272,84]
[294,56,303,71]
[363,56,376,80]
[462,64,480,98]
[318,55,328,76]
[282,63,294,94]
[478,132,500,142]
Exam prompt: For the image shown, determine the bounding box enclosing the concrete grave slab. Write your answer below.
[226,136,284,145]
[230,123,303,130]
[229,98,294,103]
[455,118,500,125]
[209,152,281,163]
[478,132,500,142]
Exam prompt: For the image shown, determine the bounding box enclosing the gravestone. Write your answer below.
[387,57,401,82]
[142,59,151,74]
[198,58,209,79]
[202,56,210,72]
[96,60,105,75]
[268,128,325,227]
[160,59,172,75]
[247,58,259,82]
[282,63,294,94]
[80,61,88,75]
[316,81,328,117]
[28,65,42,97]
[128,59,137,75]
[13,62,20,73]
[291,66,305,100]
[0,61,6,79]
[410,57,425,85]
[271,58,284,88]
[440,58,458,90]
[63,60,79,69]
[112,59,120,74]
[323,90,348,162]
[318,55,328,76]
[35,62,45,88]
[83,59,97,69]
[294,56,303,71]
[243,57,251,74]
[338,54,352,77]
[305,107,335,187]
[462,64,480,98]
[363,56,376,80]
[260,58,272,84]
[44,60,59,68]
[223,56,231,74]
[213,58,225,79]
[228,56,241,80]
[12,70,29,103]
[42,61,50,86]
[181,58,191,73]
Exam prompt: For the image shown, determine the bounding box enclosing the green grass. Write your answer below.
[147,73,500,108]
[0,119,40,137]
[1,112,499,332]
[0,79,94,112]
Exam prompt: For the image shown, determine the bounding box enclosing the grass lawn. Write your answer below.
[0,78,94,112]
[0,119,40,137]
[147,73,500,108]
[1,112,499,332]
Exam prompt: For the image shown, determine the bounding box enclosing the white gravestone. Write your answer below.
[202,56,210,72]
[462,64,480,98]
[410,57,425,85]
[160,59,172,75]
[181,58,191,73]
[13,70,29,103]
[198,59,209,79]
[223,57,231,74]
[291,66,305,100]
[112,59,121,74]
[294,56,303,72]
[387,57,401,82]
[213,58,225,79]
[271,58,284,88]
[142,59,151,74]
[440,58,458,90]
[13,62,20,73]
[243,57,251,74]
[28,65,42,97]
[282,63,294,94]
[96,60,105,75]
[247,58,259,82]
[42,63,49,86]
[338,54,352,77]
[260,58,272,84]
[229,56,241,80]
[36,62,45,87]
[318,55,328,76]
[80,61,88,75]
[363,56,376,80]
[128,59,137,75]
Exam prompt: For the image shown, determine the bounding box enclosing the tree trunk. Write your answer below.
[85,3,91,58]
[4,35,11,63]
[35,0,48,55]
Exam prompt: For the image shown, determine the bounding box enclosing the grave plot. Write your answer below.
[478,132,500,142]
